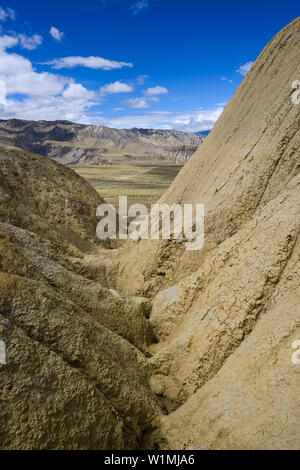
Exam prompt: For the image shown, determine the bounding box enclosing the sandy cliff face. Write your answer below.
[0,146,161,450]
[116,17,300,449]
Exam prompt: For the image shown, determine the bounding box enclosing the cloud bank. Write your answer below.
[145,86,168,96]
[47,56,133,70]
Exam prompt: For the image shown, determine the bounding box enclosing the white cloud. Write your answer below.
[18,34,43,51]
[0,47,70,96]
[0,12,99,123]
[221,77,233,84]
[145,86,168,96]
[46,56,133,71]
[236,61,254,76]
[170,108,223,132]
[49,26,64,42]
[0,33,43,51]
[0,34,97,122]
[100,81,133,94]
[144,110,172,115]
[0,6,15,21]
[130,1,149,15]
[2,93,97,122]
[79,107,224,132]
[0,34,18,50]
[136,74,149,85]
[62,83,96,100]
[122,97,150,108]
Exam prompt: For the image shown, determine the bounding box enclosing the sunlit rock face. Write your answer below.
[117,17,300,450]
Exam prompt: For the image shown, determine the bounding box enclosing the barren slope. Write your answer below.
[0,145,161,450]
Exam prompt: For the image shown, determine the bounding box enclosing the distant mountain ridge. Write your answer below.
[0,119,204,165]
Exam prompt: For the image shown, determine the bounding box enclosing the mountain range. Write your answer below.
[0,119,204,165]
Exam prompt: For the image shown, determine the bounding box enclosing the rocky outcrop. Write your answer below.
[0,146,161,450]
[0,121,204,165]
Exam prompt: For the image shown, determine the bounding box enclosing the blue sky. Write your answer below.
[0,0,299,131]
